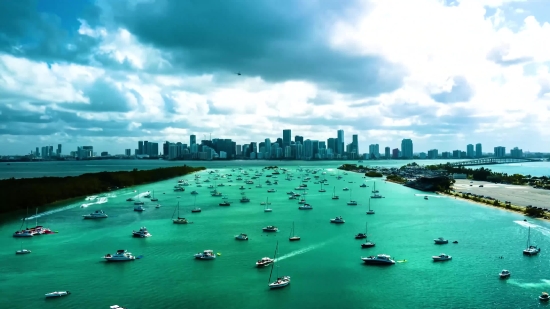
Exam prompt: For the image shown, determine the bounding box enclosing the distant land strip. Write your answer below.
[1,165,205,216]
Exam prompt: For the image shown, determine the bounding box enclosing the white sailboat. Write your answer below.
[16,242,31,254]
[172,202,188,224]
[319,182,326,193]
[332,186,339,200]
[361,223,375,248]
[523,226,540,255]
[151,190,158,202]
[264,197,272,212]
[268,241,291,289]
[366,198,375,215]
[347,189,358,205]
[289,222,300,241]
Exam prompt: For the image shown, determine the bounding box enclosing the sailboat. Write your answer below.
[268,241,291,289]
[15,242,31,254]
[289,222,300,241]
[151,190,158,202]
[264,197,272,212]
[523,226,540,255]
[172,202,189,224]
[361,223,375,248]
[319,182,326,193]
[347,189,358,205]
[191,196,201,213]
[372,183,379,193]
[366,198,375,215]
[332,186,339,200]
[13,207,34,237]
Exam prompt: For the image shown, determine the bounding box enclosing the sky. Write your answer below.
[1,0,550,156]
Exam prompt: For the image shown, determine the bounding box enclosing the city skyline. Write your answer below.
[2,1,550,155]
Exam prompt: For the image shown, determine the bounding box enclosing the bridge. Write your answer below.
[449,157,543,167]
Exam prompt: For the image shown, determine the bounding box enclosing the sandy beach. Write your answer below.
[451,179,550,208]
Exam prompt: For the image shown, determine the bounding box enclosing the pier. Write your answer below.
[449,157,542,167]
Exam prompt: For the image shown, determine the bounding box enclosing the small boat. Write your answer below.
[298,203,313,210]
[499,270,510,278]
[82,210,108,219]
[155,204,161,208]
[132,227,151,238]
[191,191,199,195]
[263,225,278,232]
[432,253,452,261]
[172,202,188,224]
[126,198,134,202]
[332,186,339,200]
[434,237,448,244]
[361,223,376,248]
[256,257,274,267]
[110,306,127,309]
[104,250,136,261]
[267,189,276,193]
[361,254,395,265]
[16,242,31,254]
[45,291,70,298]
[289,222,300,241]
[343,187,349,191]
[219,201,231,206]
[540,292,549,302]
[264,198,272,212]
[194,250,216,260]
[330,216,345,224]
[134,201,144,205]
[240,196,250,203]
[452,241,458,244]
[235,233,248,240]
[174,187,185,192]
[360,183,367,188]
[191,207,201,213]
[424,196,428,200]
[523,227,541,255]
[133,205,145,212]
[268,241,291,289]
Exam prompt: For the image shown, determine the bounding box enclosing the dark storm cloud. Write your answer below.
[0,0,101,64]
[430,76,474,103]
[111,0,404,96]
[59,78,133,112]
[487,45,533,66]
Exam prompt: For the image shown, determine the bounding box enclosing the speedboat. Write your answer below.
[194,250,216,260]
[134,205,145,212]
[360,184,367,188]
[267,189,276,193]
[330,216,345,224]
[132,227,151,238]
[269,276,291,289]
[432,253,452,261]
[540,292,550,301]
[235,233,248,240]
[191,191,198,195]
[219,201,231,206]
[45,291,70,298]
[361,254,395,265]
[191,207,202,213]
[262,226,278,232]
[82,210,108,219]
[110,306,127,309]
[424,196,428,200]
[434,237,448,244]
[104,250,136,261]
[256,257,274,267]
[355,233,366,239]
[16,249,31,254]
[298,204,313,210]
[13,230,34,237]
[499,270,510,278]
[523,245,541,256]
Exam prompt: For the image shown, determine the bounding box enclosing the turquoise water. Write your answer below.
[2,164,550,308]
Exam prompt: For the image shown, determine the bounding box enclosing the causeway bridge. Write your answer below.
[449,157,543,167]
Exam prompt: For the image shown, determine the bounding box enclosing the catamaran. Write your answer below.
[523,226,540,255]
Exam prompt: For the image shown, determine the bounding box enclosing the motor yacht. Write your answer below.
[355,233,366,239]
[434,237,448,244]
[235,233,249,240]
[262,226,278,232]
[540,292,550,302]
[82,210,108,219]
[191,191,198,195]
[361,241,376,248]
[134,205,145,212]
[267,189,276,193]
[269,276,291,289]
[240,196,250,203]
[432,253,452,261]
[499,270,510,278]
[132,227,151,238]
[298,204,313,210]
[45,291,70,298]
[194,250,216,260]
[219,201,231,206]
[16,249,31,254]
[330,216,345,224]
[104,250,136,261]
[361,254,395,265]
[256,257,274,267]
[191,207,202,213]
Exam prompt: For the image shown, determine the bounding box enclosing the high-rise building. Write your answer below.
[125,149,131,156]
[466,144,474,158]
[138,141,143,155]
[295,142,303,159]
[304,139,313,160]
[163,141,170,156]
[284,146,292,158]
[312,140,319,159]
[236,145,242,156]
[327,138,336,153]
[384,147,390,159]
[283,129,291,148]
[392,148,399,159]
[511,147,523,158]
[401,139,413,159]
[368,144,380,159]
[35,147,40,157]
[475,143,482,157]
[57,144,62,157]
[494,146,506,157]
[294,135,303,145]
[452,150,462,159]
[352,134,359,154]
[337,130,344,155]
[265,138,271,159]
[428,149,438,159]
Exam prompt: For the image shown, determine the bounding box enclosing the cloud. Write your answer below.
[430,76,474,103]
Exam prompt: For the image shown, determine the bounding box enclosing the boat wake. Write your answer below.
[80,197,108,208]
[275,241,329,262]
[25,196,110,220]
[513,221,550,238]
[507,279,550,289]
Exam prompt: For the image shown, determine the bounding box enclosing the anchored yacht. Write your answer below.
[235,233,249,240]
[132,227,151,238]
[104,250,136,261]
[262,226,278,232]
[432,253,452,261]
[330,216,345,224]
[194,250,216,260]
[434,237,448,244]
[45,291,70,298]
[361,254,395,265]
[82,210,108,219]
[256,257,274,267]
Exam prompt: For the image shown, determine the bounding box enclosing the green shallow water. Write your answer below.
[2,164,550,309]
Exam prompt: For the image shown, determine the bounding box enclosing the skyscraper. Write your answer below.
[494,146,506,157]
[138,141,143,155]
[337,130,344,155]
[57,144,62,156]
[283,129,291,148]
[368,144,380,159]
[190,134,196,146]
[385,147,390,159]
[295,135,304,145]
[466,144,474,158]
[352,134,358,154]
[475,143,482,158]
[401,139,413,159]
[265,138,271,159]
[304,139,313,160]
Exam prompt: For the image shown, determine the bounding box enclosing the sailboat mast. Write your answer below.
[35,207,38,227]
[268,241,279,283]
[527,227,530,248]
